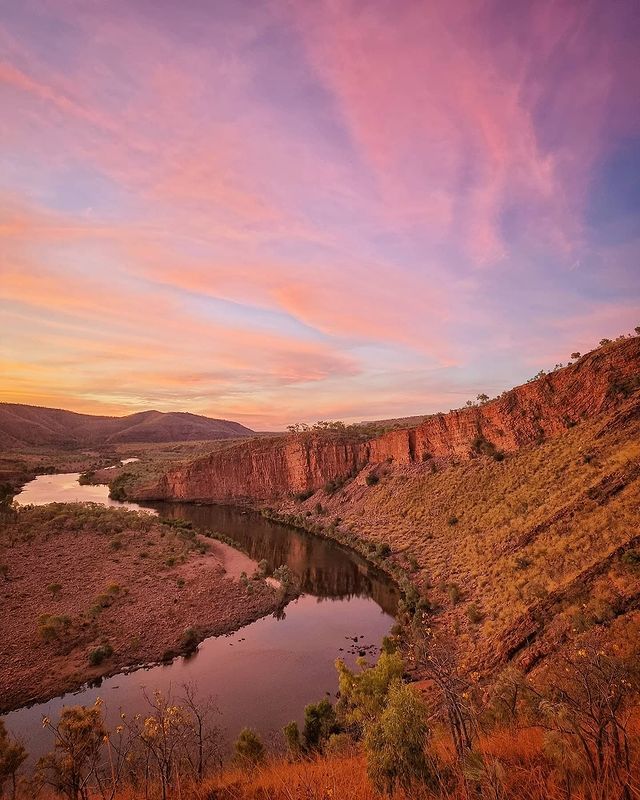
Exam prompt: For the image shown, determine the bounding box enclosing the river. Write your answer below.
[3,470,397,758]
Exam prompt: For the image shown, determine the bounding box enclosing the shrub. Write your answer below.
[283,721,302,756]
[108,473,131,501]
[38,614,71,642]
[303,698,337,751]
[365,679,433,795]
[88,644,113,666]
[366,473,380,486]
[182,627,199,653]
[448,515,459,526]
[234,728,264,766]
[324,732,354,756]
[466,603,483,624]
[447,583,462,604]
[294,489,313,502]
[47,582,62,599]
[376,542,391,559]
[621,549,640,568]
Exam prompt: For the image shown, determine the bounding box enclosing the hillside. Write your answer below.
[132,335,640,677]
[0,404,254,447]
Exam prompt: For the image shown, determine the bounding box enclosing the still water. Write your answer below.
[4,472,397,757]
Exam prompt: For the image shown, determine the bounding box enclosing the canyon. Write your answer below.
[128,335,640,680]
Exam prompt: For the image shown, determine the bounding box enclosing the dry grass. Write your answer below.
[26,719,640,800]
[304,395,640,671]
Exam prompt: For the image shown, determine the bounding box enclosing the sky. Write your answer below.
[1,0,639,430]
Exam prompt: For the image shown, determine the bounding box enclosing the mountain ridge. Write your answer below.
[0,403,254,447]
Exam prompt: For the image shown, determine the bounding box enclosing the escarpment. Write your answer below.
[136,337,640,505]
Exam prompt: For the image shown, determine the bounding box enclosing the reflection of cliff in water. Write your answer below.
[147,502,399,617]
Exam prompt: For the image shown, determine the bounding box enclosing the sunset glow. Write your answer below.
[1,0,639,428]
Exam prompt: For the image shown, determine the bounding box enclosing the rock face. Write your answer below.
[140,338,640,504]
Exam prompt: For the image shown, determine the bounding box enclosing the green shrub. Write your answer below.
[365,680,433,794]
[303,698,337,751]
[366,473,380,486]
[38,614,71,642]
[88,644,113,666]
[283,721,302,755]
[47,583,62,599]
[234,728,264,766]
[448,515,459,526]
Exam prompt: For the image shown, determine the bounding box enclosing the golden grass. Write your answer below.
[28,719,640,800]
[317,398,640,669]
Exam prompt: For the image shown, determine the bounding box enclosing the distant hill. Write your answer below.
[0,404,254,447]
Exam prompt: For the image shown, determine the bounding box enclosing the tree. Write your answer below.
[532,634,639,797]
[477,393,489,404]
[413,632,477,763]
[136,690,192,800]
[599,338,611,346]
[335,651,404,736]
[634,327,640,336]
[38,702,106,800]
[178,683,222,779]
[0,721,27,800]
[234,728,264,766]
[571,352,581,360]
[365,679,433,795]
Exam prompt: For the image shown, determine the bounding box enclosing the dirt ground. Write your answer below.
[0,505,279,712]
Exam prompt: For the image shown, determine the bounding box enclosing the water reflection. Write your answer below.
[147,502,399,616]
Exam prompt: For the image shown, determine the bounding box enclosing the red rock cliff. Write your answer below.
[139,337,640,503]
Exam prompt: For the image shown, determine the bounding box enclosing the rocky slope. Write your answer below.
[139,337,640,504]
[0,405,254,447]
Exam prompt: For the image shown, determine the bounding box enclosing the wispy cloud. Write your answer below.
[1,0,638,427]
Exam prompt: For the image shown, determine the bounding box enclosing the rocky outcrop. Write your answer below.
[138,337,640,504]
